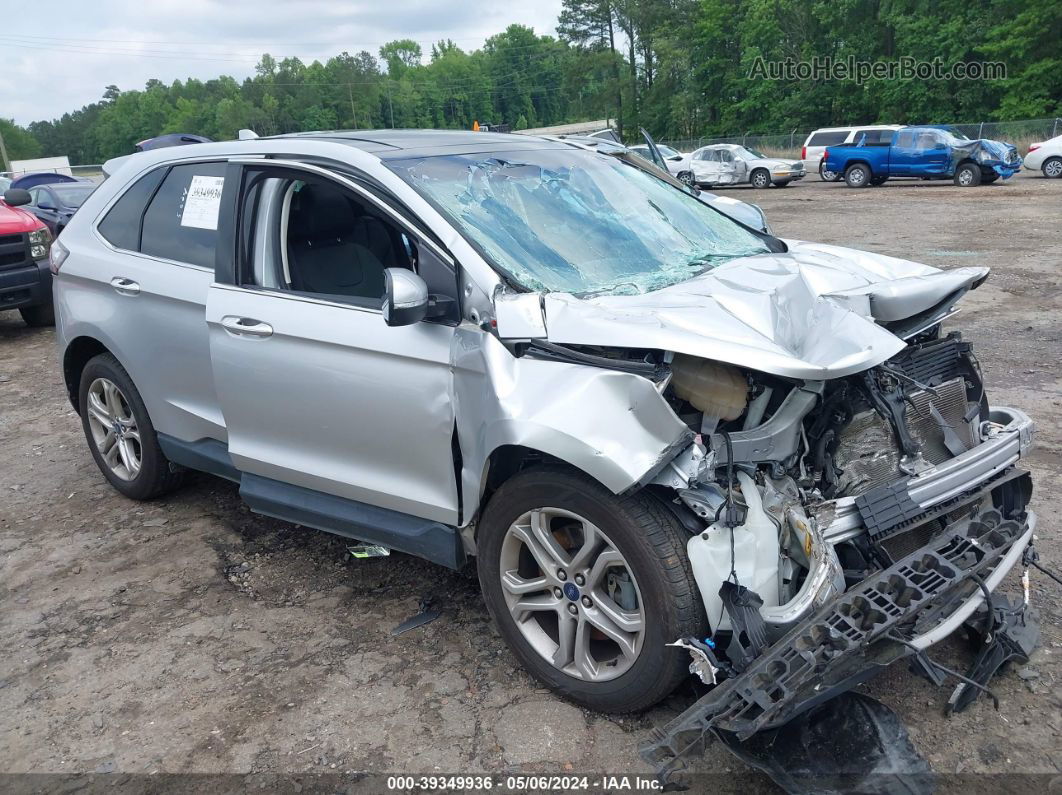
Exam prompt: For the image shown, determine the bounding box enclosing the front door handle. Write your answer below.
[110,277,140,296]
[221,316,273,338]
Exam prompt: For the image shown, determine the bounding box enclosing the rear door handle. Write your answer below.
[221,316,273,338]
[110,277,140,296]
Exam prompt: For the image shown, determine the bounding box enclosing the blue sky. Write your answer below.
[0,0,563,124]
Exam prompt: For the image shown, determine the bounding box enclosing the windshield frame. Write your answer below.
[386,144,782,296]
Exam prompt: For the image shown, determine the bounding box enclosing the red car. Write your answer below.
[1,188,54,326]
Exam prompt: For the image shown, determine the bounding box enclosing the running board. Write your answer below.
[240,473,466,570]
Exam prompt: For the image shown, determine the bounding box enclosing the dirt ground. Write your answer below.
[1,170,1060,790]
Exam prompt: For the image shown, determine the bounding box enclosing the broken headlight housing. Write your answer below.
[29,226,52,260]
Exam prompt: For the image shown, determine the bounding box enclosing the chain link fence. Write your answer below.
[660,117,1062,158]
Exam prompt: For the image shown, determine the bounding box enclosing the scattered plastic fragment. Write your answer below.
[393,598,441,636]
[348,544,390,559]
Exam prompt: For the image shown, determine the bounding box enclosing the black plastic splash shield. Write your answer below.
[640,507,1027,783]
[716,692,933,795]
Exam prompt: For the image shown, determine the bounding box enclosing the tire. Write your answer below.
[869,175,888,186]
[750,169,771,189]
[819,162,841,182]
[477,467,707,713]
[78,353,184,500]
[1042,157,1062,179]
[844,163,871,188]
[678,171,695,187]
[953,162,982,187]
[19,301,55,327]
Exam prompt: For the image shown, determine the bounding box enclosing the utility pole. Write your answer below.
[0,127,10,174]
[348,83,357,129]
[386,81,395,128]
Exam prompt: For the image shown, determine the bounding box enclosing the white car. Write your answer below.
[629,143,689,176]
[1024,133,1062,178]
[801,125,903,181]
[682,143,805,189]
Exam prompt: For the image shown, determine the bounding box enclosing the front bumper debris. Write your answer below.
[640,506,1034,782]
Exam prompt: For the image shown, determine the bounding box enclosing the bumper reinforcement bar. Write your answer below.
[640,506,1030,783]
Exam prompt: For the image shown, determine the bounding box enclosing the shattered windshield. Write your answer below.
[388,148,771,296]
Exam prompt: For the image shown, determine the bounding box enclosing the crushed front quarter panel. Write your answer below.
[451,329,692,525]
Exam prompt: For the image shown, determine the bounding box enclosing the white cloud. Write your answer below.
[0,0,563,124]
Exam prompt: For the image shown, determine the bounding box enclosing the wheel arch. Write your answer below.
[63,335,114,411]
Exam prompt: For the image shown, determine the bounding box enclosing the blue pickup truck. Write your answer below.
[825,126,1022,187]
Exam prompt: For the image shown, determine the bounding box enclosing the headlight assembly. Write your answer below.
[29,226,52,260]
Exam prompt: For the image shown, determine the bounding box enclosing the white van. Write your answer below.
[802,125,903,180]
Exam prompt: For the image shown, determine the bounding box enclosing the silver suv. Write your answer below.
[54,131,1037,745]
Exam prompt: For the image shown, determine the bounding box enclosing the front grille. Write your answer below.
[0,232,28,270]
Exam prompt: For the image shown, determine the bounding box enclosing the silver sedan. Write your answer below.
[680,143,805,188]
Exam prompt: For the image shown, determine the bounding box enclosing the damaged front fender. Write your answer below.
[452,329,692,524]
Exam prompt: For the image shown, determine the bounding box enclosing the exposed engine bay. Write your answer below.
[521,320,1039,785]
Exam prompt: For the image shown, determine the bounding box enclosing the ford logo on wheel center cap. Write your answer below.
[563,582,580,601]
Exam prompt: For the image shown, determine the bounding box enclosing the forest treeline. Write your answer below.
[3,0,1059,164]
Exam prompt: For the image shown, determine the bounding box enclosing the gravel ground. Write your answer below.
[1,170,1060,790]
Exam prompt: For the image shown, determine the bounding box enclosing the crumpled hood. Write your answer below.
[538,241,987,379]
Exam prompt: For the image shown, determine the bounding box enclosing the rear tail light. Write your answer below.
[823,147,829,164]
[801,145,807,160]
[49,239,69,274]
[1028,144,1040,152]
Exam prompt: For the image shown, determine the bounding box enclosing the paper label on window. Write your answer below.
[180,175,225,230]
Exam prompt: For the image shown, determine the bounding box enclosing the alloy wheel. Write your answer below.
[498,508,645,682]
[85,377,142,481]
[1044,159,1062,178]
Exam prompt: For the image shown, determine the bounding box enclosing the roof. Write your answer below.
[266,128,572,159]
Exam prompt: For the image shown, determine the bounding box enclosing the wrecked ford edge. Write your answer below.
[55,131,1039,782]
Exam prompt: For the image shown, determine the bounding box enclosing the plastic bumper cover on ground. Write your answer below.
[641,505,1034,781]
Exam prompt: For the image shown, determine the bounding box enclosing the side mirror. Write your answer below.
[3,188,32,207]
[382,268,429,327]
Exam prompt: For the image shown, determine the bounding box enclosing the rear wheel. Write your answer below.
[477,467,707,713]
[1042,157,1062,179]
[78,353,184,500]
[750,169,771,189]
[678,171,695,187]
[819,162,841,182]
[19,301,55,327]
[953,162,982,186]
[844,163,871,188]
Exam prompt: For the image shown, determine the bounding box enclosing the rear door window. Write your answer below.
[140,162,228,268]
[808,131,849,146]
[855,129,892,145]
[97,167,167,251]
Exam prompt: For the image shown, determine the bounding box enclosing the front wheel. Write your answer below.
[844,163,871,187]
[19,301,55,327]
[1042,157,1062,179]
[750,169,771,189]
[953,162,982,186]
[477,467,707,713]
[678,171,695,187]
